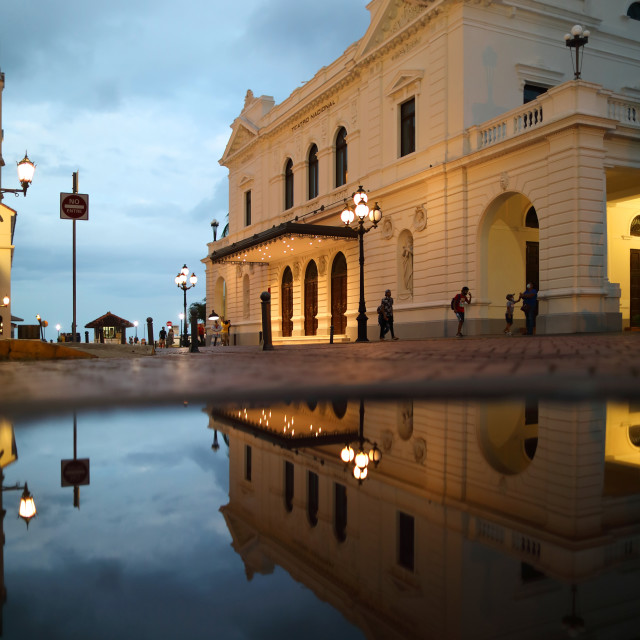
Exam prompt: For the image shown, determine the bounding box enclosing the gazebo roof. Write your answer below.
[85,311,134,329]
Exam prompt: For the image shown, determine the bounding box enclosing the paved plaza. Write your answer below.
[0,333,638,416]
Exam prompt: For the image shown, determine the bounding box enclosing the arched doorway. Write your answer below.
[476,401,538,475]
[282,267,293,337]
[331,252,347,334]
[478,192,540,327]
[304,260,318,336]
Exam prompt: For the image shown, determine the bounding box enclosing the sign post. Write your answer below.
[60,173,89,342]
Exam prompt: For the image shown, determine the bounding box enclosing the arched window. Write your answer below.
[304,260,318,336]
[284,158,294,210]
[335,127,347,188]
[332,399,347,419]
[525,206,539,228]
[334,482,347,542]
[331,252,347,334]
[631,215,640,237]
[308,144,318,200]
[628,2,640,19]
[281,267,293,337]
[307,471,319,527]
[284,461,294,512]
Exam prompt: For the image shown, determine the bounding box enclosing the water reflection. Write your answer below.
[209,398,640,640]
[0,400,638,639]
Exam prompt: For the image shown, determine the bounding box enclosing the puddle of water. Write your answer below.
[1,398,639,639]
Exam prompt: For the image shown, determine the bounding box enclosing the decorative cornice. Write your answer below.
[222,1,451,164]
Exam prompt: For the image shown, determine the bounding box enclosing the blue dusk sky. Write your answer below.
[0,0,369,336]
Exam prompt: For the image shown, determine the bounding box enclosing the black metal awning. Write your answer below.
[209,221,358,265]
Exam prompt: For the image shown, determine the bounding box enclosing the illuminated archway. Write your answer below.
[477,401,538,475]
[478,192,540,324]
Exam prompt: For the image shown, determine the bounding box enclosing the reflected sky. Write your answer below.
[2,406,364,640]
[2,399,640,639]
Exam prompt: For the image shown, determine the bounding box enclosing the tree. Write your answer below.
[189,298,206,322]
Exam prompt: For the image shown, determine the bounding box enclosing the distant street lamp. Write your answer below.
[0,152,36,199]
[564,24,590,79]
[56,324,61,340]
[36,314,46,341]
[211,219,219,242]
[340,186,382,342]
[175,265,197,347]
[179,313,185,342]
[339,400,381,484]
[133,320,139,339]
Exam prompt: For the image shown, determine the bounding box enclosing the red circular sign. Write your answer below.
[63,459,88,484]
[61,195,87,219]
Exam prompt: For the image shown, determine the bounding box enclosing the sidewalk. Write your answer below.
[0,333,638,416]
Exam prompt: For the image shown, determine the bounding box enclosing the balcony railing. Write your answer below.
[468,81,640,154]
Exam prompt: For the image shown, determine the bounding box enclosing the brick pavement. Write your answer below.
[0,333,638,416]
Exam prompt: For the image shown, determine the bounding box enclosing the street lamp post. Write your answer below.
[564,24,590,79]
[175,265,197,347]
[133,320,138,340]
[340,186,382,342]
[211,219,219,242]
[339,399,382,484]
[56,324,61,340]
[0,152,36,200]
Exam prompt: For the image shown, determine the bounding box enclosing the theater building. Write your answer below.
[204,0,640,344]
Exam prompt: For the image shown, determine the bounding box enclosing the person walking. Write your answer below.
[519,282,538,335]
[377,304,389,340]
[452,286,472,337]
[380,289,398,340]
[166,326,174,347]
[504,294,515,335]
[158,326,167,348]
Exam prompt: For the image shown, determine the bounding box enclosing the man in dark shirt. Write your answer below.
[380,289,399,340]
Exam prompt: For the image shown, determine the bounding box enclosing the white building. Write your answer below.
[205,0,640,344]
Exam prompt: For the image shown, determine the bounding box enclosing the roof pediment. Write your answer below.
[356,0,429,59]
[386,69,424,98]
[219,117,259,165]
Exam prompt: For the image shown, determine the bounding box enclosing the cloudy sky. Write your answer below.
[1,0,369,338]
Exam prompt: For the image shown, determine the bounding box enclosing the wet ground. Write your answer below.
[0,333,638,416]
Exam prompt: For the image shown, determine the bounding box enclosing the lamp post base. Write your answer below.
[355,312,369,343]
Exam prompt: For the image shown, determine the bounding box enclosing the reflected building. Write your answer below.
[210,399,640,639]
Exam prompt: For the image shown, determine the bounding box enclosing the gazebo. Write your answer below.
[85,312,134,344]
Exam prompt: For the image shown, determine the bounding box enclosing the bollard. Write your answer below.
[84,331,89,343]
[260,291,274,351]
[189,312,200,353]
[330,324,334,344]
[146,317,155,354]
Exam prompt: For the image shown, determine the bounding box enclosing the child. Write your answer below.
[504,294,515,335]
